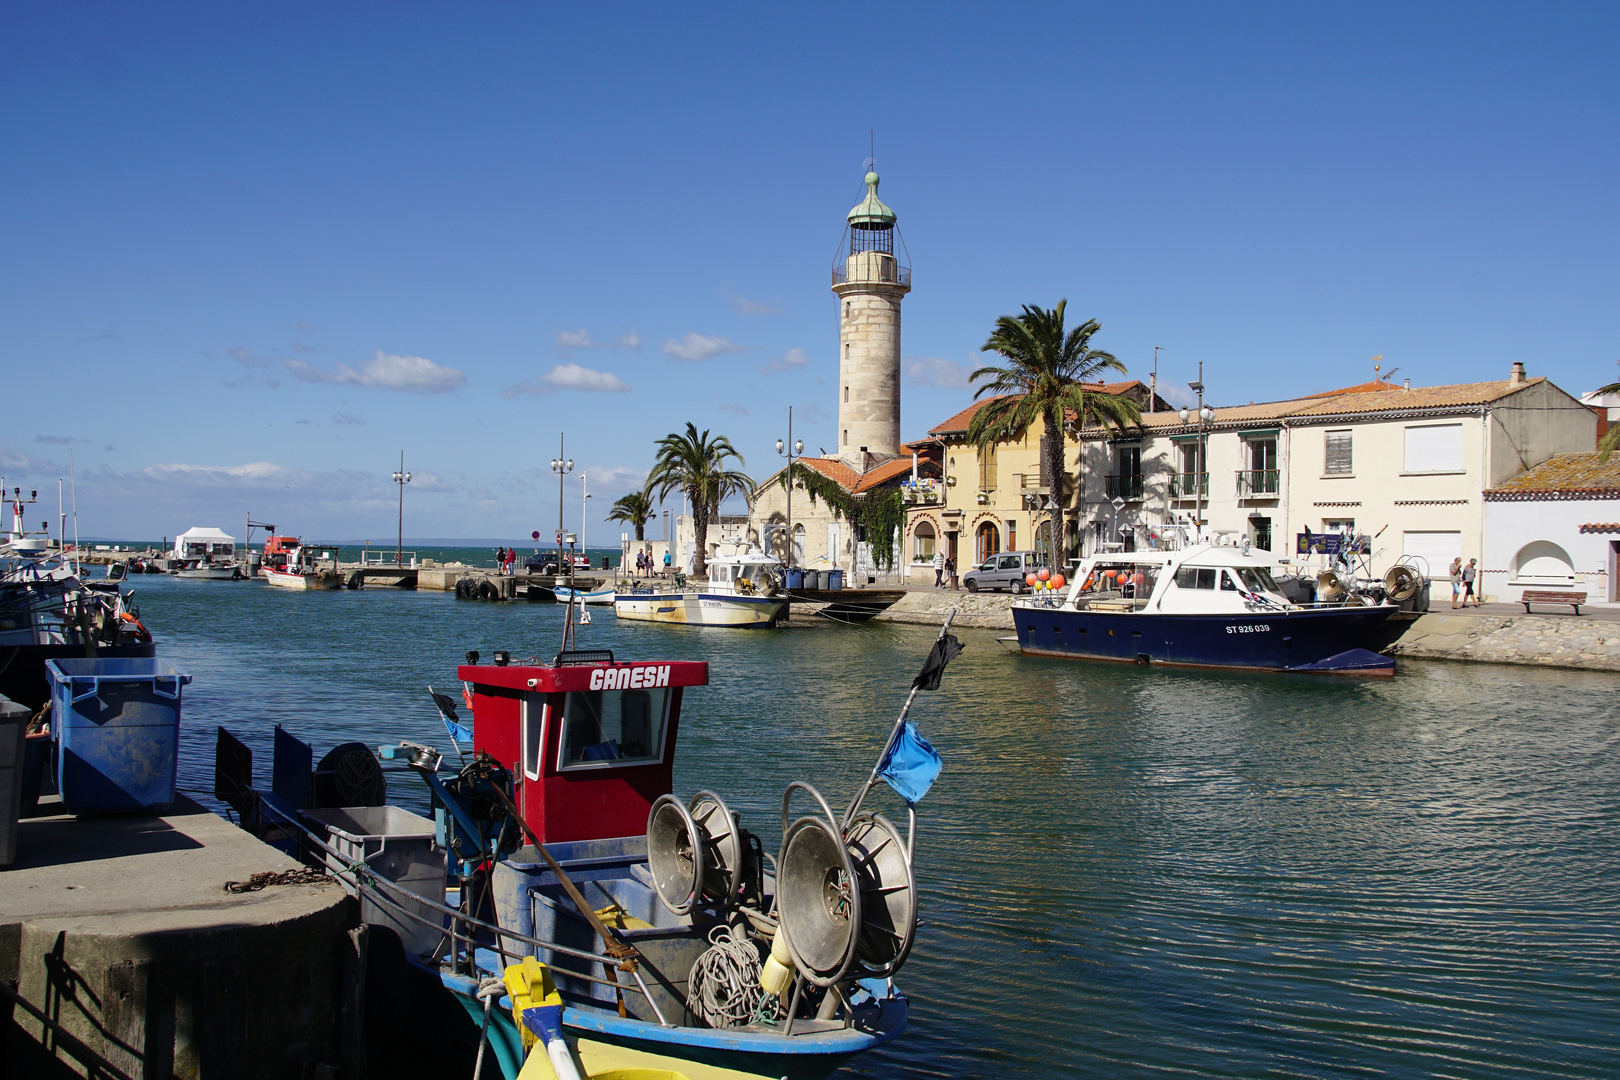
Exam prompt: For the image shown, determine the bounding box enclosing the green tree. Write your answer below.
[967,301,1140,563]
[646,423,754,578]
[606,489,656,541]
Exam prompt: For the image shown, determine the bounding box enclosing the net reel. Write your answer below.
[647,789,744,916]
[1383,563,1422,602]
[775,782,920,989]
[1315,569,1347,602]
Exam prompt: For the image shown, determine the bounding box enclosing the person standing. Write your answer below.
[505,547,517,576]
[495,546,506,576]
[1462,558,1479,607]
[944,554,956,590]
[1448,557,1463,608]
[663,549,671,576]
[932,548,945,589]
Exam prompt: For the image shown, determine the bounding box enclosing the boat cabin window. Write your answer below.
[1175,567,1220,590]
[522,699,548,780]
[557,687,670,771]
[714,566,729,582]
[1235,566,1280,594]
[1082,563,1157,597]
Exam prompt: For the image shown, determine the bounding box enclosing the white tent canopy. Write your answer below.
[173,527,236,558]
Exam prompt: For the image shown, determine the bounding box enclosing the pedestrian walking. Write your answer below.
[1462,558,1479,606]
[944,555,956,590]
[1448,557,1463,608]
[663,550,671,576]
[932,549,945,588]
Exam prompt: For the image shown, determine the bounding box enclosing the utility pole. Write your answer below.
[775,406,804,565]
[549,436,573,571]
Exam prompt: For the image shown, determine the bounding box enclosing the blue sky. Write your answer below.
[3,4,1616,542]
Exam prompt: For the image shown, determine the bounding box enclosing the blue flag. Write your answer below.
[878,722,943,805]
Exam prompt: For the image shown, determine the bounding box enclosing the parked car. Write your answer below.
[963,550,1048,593]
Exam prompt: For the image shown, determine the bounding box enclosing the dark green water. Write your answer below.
[135,575,1619,1079]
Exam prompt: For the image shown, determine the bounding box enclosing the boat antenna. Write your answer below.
[69,450,79,575]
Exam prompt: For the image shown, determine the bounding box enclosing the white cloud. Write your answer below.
[720,285,781,316]
[662,333,745,362]
[501,364,632,398]
[286,351,467,394]
[718,401,748,415]
[226,346,281,388]
[555,328,641,355]
[34,434,79,445]
[903,356,975,388]
[761,347,810,375]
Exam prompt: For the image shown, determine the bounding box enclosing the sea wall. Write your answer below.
[873,590,1016,629]
[1385,611,1619,672]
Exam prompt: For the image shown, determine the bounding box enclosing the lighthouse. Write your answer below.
[832,171,911,463]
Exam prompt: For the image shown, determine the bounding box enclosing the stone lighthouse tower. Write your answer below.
[832,170,910,463]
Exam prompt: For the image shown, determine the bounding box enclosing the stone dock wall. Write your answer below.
[874,591,1619,672]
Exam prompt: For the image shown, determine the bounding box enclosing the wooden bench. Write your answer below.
[1520,590,1588,615]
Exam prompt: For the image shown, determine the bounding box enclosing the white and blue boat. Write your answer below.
[552,585,617,605]
[615,545,787,628]
[1011,539,1397,675]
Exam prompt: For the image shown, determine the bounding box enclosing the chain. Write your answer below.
[223,867,329,893]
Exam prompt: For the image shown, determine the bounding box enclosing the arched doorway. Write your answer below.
[793,523,806,564]
[976,521,1001,563]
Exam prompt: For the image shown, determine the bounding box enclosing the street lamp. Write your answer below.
[581,472,591,563]
[775,407,805,565]
[391,452,412,566]
[1177,364,1216,544]
[550,437,573,571]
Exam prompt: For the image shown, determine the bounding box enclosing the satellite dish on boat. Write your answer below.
[646,790,743,916]
[1383,564,1421,602]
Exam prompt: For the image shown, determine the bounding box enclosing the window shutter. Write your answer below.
[1324,430,1353,475]
[1403,424,1463,473]
[979,444,998,491]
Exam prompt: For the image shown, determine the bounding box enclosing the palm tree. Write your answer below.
[606,490,656,541]
[646,423,754,578]
[967,301,1141,564]
[1597,377,1620,463]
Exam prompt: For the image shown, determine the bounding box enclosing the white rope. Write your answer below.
[685,925,763,1029]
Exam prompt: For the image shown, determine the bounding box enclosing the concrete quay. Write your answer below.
[2,796,353,1079]
[874,589,1619,671]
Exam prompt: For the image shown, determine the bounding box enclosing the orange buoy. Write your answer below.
[1037,567,1051,581]
[1025,573,1038,586]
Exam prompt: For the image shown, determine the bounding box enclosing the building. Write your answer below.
[1073,363,1596,594]
[1484,453,1619,605]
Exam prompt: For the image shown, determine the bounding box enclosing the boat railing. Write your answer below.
[250,794,673,1025]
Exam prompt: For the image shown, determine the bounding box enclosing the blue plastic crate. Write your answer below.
[45,658,192,814]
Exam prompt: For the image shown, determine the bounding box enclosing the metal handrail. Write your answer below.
[1104,475,1143,499]
[831,263,912,287]
[1235,469,1280,496]
[1169,473,1208,498]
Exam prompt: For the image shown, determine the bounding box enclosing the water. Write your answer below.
[134,576,1620,1079]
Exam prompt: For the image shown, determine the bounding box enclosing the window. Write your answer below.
[1220,570,1240,591]
[913,521,936,562]
[844,302,850,319]
[1235,567,1279,594]
[1324,430,1353,475]
[558,688,669,770]
[1404,424,1463,473]
[1179,442,1201,475]
[998,554,1022,570]
[1117,445,1141,479]
[522,698,548,781]
[793,523,806,563]
[1174,567,1219,590]
[1249,516,1272,551]
[978,444,998,492]
[843,386,849,403]
[976,521,1001,562]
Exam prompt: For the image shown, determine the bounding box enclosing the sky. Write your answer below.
[3,4,1617,543]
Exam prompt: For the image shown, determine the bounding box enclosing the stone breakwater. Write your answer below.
[1386,611,1618,672]
[875,592,1620,672]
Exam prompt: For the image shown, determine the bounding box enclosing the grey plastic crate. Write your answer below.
[304,805,447,957]
[1,696,31,867]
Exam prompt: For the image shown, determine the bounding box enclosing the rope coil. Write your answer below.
[685,925,763,1029]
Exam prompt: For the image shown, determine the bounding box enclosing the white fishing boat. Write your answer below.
[614,545,787,627]
[172,560,243,580]
[262,544,343,590]
[553,585,617,605]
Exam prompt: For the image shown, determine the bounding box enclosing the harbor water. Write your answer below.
[140,575,1619,1078]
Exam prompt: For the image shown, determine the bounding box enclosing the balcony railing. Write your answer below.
[1236,469,1280,496]
[1015,473,1048,492]
[832,262,913,288]
[1170,472,1208,498]
[1104,474,1143,499]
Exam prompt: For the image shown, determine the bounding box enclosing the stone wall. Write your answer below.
[1385,611,1619,671]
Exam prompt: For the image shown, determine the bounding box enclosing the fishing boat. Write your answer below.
[262,543,344,590]
[1010,536,1397,675]
[615,545,787,628]
[553,585,616,605]
[214,615,961,1079]
[172,559,244,580]
[170,527,242,579]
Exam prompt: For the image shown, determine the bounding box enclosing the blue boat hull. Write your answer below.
[1012,604,1396,676]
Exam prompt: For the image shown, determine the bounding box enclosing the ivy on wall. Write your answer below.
[778,463,906,569]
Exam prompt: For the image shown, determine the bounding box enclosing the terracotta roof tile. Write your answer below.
[928,382,1149,437]
[852,457,918,492]
[1579,522,1620,533]
[1485,452,1620,497]
[1286,378,1542,417]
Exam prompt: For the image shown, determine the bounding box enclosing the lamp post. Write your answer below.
[775,407,804,565]
[391,452,411,567]
[1178,363,1215,544]
[581,472,591,562]
[549,436,573,571]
